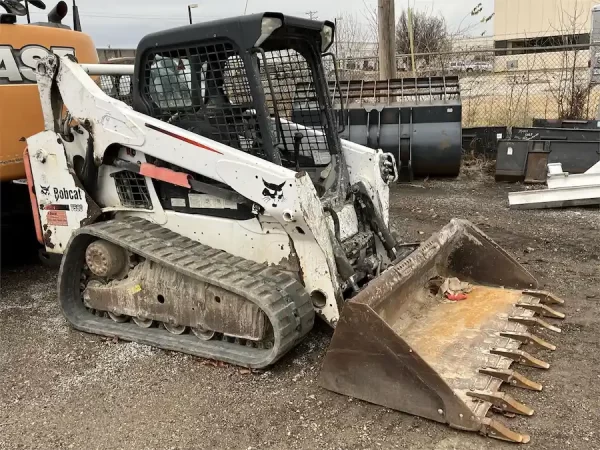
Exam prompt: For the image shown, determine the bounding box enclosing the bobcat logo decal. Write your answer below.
[262,179,285,207]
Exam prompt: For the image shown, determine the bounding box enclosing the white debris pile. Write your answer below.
[509,162,600,210]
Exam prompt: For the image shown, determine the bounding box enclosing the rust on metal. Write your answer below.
[509,315,562,333]
[523,289,565,305]
[467,390,534,416]
[524,151,549,184]
[516,302,566,319]
[479,368,543,391]
[481,418,531,444]
[42,226,55,249]
[500,331,556,351]
[490,347,550,369]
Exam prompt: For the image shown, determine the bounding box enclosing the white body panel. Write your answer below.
[27,131,90,250]
[130,212,294,269]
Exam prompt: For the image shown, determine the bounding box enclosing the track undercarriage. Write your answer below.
[62,217,314,368]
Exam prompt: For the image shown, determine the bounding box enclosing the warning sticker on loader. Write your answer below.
[130,284,142,294]
[46,210,68,227]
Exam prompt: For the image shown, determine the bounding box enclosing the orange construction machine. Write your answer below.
[0,0,97,263]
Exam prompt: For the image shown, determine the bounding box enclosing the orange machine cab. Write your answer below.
[0,23,98,182]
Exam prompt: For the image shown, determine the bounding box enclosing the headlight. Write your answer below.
[255,17,283,47]
[321,24,334,52]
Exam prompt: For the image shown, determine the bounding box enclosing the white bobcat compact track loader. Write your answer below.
[24,13,566,443]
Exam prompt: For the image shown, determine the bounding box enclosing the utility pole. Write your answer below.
[377,0,396,80]
[306,11,318,20]
[407,7,416,77]
[73,0,82,32]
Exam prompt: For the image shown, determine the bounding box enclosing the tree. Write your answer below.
[396,9,449,55]
[539,0,591,120]
[334,12,373,60]
[361,0,379,56]
[454,3,495,38]
[329,12,379,78]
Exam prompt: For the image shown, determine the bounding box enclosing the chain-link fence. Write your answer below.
[335,44,600,127]
[95,44,600,129]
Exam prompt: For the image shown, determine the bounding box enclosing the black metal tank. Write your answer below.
[293,76,463,180]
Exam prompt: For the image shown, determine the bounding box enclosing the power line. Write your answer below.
[25,11,590,40]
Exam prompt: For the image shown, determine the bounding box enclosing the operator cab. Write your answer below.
[132,13,342,197]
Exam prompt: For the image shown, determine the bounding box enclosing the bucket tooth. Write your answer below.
[491,347,550,369]
[500,331,556,351]
[467,390,534,416]
[516,302,566,319]
[479,368,543,391]
[509,315,562,333]
[481,418,531,444]
[523,289,565,305]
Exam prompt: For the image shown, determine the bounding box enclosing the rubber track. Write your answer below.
[58,217,315,368]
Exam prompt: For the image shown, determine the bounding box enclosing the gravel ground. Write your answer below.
[1,169,599,450]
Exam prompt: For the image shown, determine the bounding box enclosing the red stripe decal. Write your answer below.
[146,123,223,155]
[139,163,191,188]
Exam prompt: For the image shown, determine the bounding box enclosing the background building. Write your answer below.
[97,48,136,63]
[494,0,596,52]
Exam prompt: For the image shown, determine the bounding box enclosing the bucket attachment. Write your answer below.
[320,219,565,444]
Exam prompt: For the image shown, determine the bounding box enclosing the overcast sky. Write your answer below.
[21,0,494,48]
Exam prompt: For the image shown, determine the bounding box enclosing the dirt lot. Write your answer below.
[1,169,599,450]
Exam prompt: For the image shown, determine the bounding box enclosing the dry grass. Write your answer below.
[461,69,600,127]
[460,152,497,177]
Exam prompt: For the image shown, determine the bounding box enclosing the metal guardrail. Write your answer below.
[337,43,593,63]
[81,64,135,76]
[90,45,600,129]
[335,44,598,127]
[91,64,135,106]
